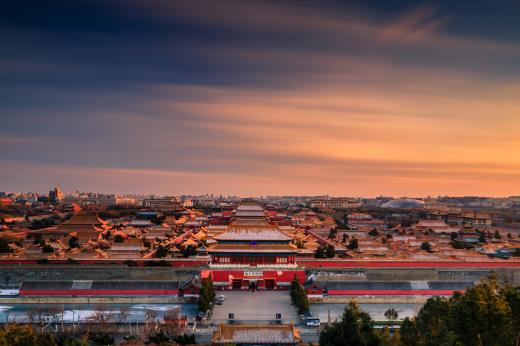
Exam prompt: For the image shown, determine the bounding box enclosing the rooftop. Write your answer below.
[212,324,301,345]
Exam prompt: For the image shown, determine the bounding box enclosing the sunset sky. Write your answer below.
[2,0,520,197]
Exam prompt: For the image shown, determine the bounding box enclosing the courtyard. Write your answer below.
[211,290,299,324]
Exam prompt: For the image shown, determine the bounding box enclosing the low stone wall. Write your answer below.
[307,267,520,285]
[0,296,197,304]
[310,296,430,304]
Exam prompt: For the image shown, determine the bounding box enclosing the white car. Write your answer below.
[216,295,225,305]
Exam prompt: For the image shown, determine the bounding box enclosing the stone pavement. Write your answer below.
[211,291,299,324]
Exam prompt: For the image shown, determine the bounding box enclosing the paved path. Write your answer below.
[311,302,423,323]
[211,291,299,324]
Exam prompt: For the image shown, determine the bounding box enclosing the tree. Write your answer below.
[0,238,12,253]
[348,238,358,250]
[315,246,326,258]
[290,277,309,314]
[420,242,432,252]
[68,236,80,248]
[378,327,400,346]
[414,296,454,346]
[42,244,54,253]
[325,244,335,258]
[409,275,516,346]
[155,245,169,258]
[148,330,170,345]
[181,245,197,258]
[319,301,381,346]
[400,317,418,346]
[113,234,124,243]
[451,232,458,241]
[384,308,399,322]
[198,277,215,313]
[503,286,520,333]
[449,276,515,346]
[0,324,57,346]
[494,230,502,239]
[478,231,486,243]
[369,228,379,237]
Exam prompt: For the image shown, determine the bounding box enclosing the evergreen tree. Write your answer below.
[451,232,458,241]
[449,276,514,346]
[68,236,80,248]
[420,242,432,252]
[369,228,379,236]
[198,276,215,313]
[113,234,124,243]
[348,238,359,250]
[414,296,454,346]
[503,286,520,333]
[290,277,309,314]
[325,244,336,258]
[155,245,169,258]
[400,317,418,346]
[315,246,326,258]
[319,301,381,346]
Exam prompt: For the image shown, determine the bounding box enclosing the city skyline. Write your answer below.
[2,0,520,196]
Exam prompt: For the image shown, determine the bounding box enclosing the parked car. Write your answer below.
[301,312,320,327]
[216,295,226,305]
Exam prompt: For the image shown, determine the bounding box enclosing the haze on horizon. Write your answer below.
[1,0,520,197]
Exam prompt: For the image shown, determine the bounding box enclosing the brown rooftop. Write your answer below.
[209,244,297,253]
[212,324,301,345]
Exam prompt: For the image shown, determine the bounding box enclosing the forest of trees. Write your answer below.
[320,275,520,346]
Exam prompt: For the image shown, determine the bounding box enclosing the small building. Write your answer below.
[304,279,324,298]
[179,277,202,297]
[211,324,302,345]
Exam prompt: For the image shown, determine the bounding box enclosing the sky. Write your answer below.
[1,0,520,197]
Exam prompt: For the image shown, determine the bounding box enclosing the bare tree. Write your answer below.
[163,306,184,338]
[499,270,515,288]
[86,303,116,336]
[25,308,37,325]
[119,305,130,325]
[144,310,158,337]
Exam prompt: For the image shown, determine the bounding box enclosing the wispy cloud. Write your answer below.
[1,0,520,196]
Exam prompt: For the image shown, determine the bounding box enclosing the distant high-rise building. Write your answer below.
[49,186,64,203]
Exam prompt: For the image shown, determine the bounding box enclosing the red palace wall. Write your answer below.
[205,269,305,286]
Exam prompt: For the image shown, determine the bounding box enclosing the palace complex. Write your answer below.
[206,204,305,290]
